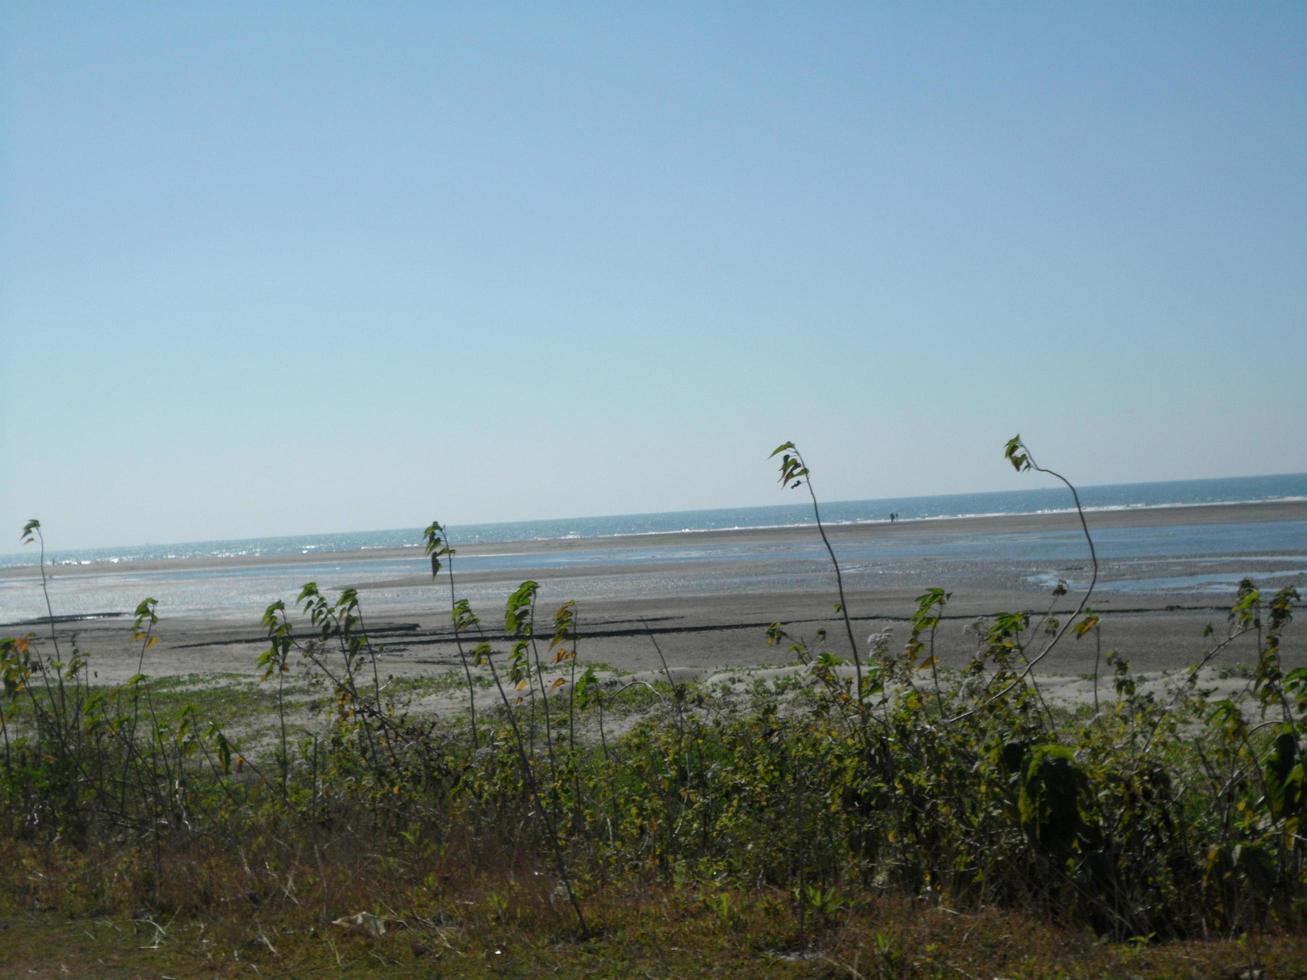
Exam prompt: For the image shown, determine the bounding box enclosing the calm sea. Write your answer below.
[2,473,1305,622]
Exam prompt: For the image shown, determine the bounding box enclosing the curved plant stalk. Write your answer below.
[418,535,588,937]
[906,588,949,717]
[20,520,62,662]
[16,520,78,761]
[1137,607,1261,758]
[481,596,590,939]
[574,664,609,762]
[347,596,413,777]
[1074,612,1103,716]
[257,602,298,802]
[264,587,407,789]
[641,618,686,741]
[335,589,402,771]
[1021,584,1065,727]
[507,581,559,781]
[947,436,1098,724]
[529,595,561,784]
[121,598,165,811]
[424,522,478,747]
[770,443,865,716]
[552,601,587,827]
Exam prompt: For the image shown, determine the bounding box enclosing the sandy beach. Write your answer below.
[17,584,1292,689]
[3,500,1302,688]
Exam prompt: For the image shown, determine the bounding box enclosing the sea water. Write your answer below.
[1,474,1305,622]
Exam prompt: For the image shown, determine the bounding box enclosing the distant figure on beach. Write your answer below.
[889,512,896,523]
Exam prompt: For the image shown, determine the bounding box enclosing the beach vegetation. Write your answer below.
[1,440,1305,974]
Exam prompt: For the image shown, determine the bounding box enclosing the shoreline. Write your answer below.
[3,499,1303,681]
[3,498,1305,582]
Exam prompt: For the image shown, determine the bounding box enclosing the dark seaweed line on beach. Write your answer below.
[156,603,1240,651]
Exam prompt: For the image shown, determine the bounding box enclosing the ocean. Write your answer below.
[2,473,1305,624]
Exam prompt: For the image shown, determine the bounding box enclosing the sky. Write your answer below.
[1,2,1304,551]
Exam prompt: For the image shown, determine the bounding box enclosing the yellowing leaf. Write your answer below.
[515,679,530,690]
[549,677,566,691]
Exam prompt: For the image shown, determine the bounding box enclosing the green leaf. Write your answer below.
[209,727,233,773]
[261,600,286,629]
[505,580,540,634]
[1004,435,1030,472]
[575,664,599,707]
[1072,614,1100,638]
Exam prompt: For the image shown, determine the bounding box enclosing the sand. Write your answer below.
[22,587,1287,690]
[5,500,1302,689]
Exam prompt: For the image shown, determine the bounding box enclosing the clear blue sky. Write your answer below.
[2,2,1304,550]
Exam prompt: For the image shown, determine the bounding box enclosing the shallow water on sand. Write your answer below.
[4,473,1305,572]
[3,515,1304,624]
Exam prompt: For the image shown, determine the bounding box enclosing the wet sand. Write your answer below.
[3,500,1304,685]
[14,575,1299,688]
[3,591,1283,748]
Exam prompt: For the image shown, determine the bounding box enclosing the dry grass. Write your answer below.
[4,862,1305,978]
